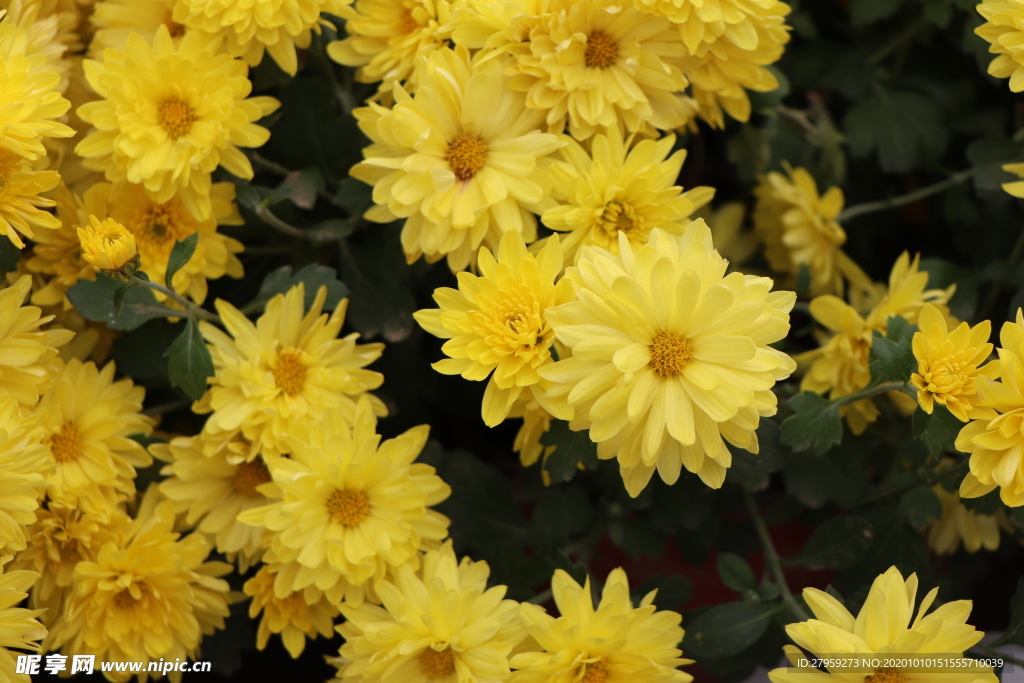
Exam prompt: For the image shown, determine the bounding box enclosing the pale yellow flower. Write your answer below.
[89,0,180,54]
[0,149,60,248]
[976,0,1024,91]
[76,216,137,273]
[927,484,1001,556]
[244,565,338,659]
[0,556,46,683]
[0,396,51,555]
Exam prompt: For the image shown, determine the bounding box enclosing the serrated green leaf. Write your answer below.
[0,235,19,272]
[844,88,947,173]
[783,448,870,509]
[633,575,692,611]
[911,405,964,456]
[528,487,592,553]
[164,317,214,400]
[113,282,134,315]
[246,263,348,313]
[683,602,776,659]
[898,484,943,529]
[541,420,598,483]
[869,316,916,384]
[339,242,416,342]
[728,420,789,490]
[782,516,873,569]
[67,274,180,331]
[717,552,757,592]
[780,392,843,454]
[165,233,199,287]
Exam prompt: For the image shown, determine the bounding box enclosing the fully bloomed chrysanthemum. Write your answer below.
[237,398,451,606]
[154,435,271,571]
[334,541,525,683]
[767,566,996,683]
[351,45,562,272]
[244,566,339,659]
[540,224,796,496]
[928,483,1001,555]
[507,0,691,140]
[89,0,180,53]
[0,557,46,683]
[172,0,349,76]
[0,396,50,555]
[197,283,386,459]
[976,0,1024,91]
[512,568,692,683]
[540,128,714,265]
[46,499,233,683]
[0,150,60,248]
[413,231,573,427]
[76,25,280,221]
[35,358,154,515]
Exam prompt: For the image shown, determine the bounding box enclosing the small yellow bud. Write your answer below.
[77,216,138,274]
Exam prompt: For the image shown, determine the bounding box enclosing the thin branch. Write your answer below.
[776,105,821,139]
[133,277,221,324]
[837,168,976,223]
[253,204,352,244]
[742,490,810,622]
[833,381,911,408]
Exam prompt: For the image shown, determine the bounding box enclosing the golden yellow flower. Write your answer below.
[509,393,554,468]
[1003,161,1024,197]
[335,541,525,683]
[351,45,563,272]
[76,216,138,273]
[928,484,1001,556]
[768,566,996,683]
[3,0,77,95]
[0,150,60,248]
[197,283,386,459]
[237,398,451,607]
[46,499,233,683]
[449,0,546,54]
[154,435,271,572]
[35,358,154,515]
[507,0,691,140]
[244,565,339,659]
[89,0,180,54]
[0,396,50,555]
[512,568,692,683]
[753,165,870,297]
[976,0,1024,91]
[413,231,573,427]
[0,557,46,683]
[540,224,796,496]
[172,0,349,76]
[540,128,714,265]
[76,26,280,221]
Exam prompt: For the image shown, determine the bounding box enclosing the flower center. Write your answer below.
[579,660,609,683]
[165,15,186,37]
[472,282,552,361]
[585,32,618,68]
[47,422,83,463]
[401,8,419,33]
[648,332,694,378]
[327,490,370,528]
[599,201,640,236]
[158,98,198,139]
[446,134,488,181]
[923,357,975,396]
[232,460,271,498]
[135,202,187,248]
[420,646,455,678]
[113,590,136,609]
[272,349,307,397]
[864,669,907,683]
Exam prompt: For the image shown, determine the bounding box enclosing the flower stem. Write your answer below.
[133,277,221,324]
[837,168,976,223]
[833,381,910,408]
[254,204,351,244]
[742,490,810,622]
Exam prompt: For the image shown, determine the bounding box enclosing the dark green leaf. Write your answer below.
[608,518,667,559]
[728,420,790,490]
[850,0,904,24]
[911,405,964,456]
[834,508,929,589]
[331,177,373,214]
[748,66,791,111]
[67,274,180,331]
[783,447,870,509]
[339,242,415,342]
[783,516,873,569]
[165,233,199,287]
[262,186,294,207]
[235,184,262,212]
[961,489,1002,514]
[998,579,1024,645]
[0,235,19,272]
[528,487,592,553]
[898,485,943,529]
[780,392,843,454]
[869,316,916,384]
[717,552,757,592]
[683,602,776,659]
[113,282,134,315]
[164,317,214,400]
[113,319,183,381]
[246,263,348,312]
[541,420,599,483]
[795,263,812,297]
[633,575,692,611]
[279,168,325,210]
[844,88,947,173]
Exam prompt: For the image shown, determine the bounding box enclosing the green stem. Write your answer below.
[254,204,351,244]
[742,490,810,621]
[133,277,221,324]
[837,168,976,223]
[528,589,553,605]
[867,17,929,66]
[833,381,909,408]
[978,228,1024,321]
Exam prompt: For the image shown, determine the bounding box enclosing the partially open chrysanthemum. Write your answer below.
[351,45,563,272]
[512,568,692,683]
[0,396,50,555]
[89,0,181,54]
[154,435,272,572]
[76,216,138,274]
[0,150,60,248]
[413,231,573,427]
[237,398,451,606]
[976,0,1024,91]
[507,0,691,140]
[172,0,349,76]
[0,557,46,683]
[540,224,796,496]
[245,565,339,659]
[768,566,996,683]
[910,303,999,422]
[335,541,525,683]
[35,358,154,515]
[928,483,1001,555]
[540,128,714,265]
[197,283,386,459]
[76,25,280,221]
[46,499,233,683]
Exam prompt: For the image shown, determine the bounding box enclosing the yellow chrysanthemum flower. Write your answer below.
[767,566,996,683]
[0,275,73,408]
[540,224,796,496]
[753,165,870,297]
[976,0,1024,91]
[351,46,563,272]
[0,396,50,555]
[334,541,525,683]
[0,150,60,248]
[928,484,1001,555]
[154,435,271,572]
[76,216,138,274]
[172,0,348,76]
[512,568,692,683]
[244,565,339,659]
[507,0,690,140]
[237,398,451,607]
[701,201,759,266]
[910,303,999,422]
[4,0,76,94]
[1004,161,1024,197]
[0,557,46,683]
[413,231,573,427]
[510,393,554,469]
[539,128,714,265]
[800,253,955,435]
[327,0,453,93]
[89,0,180,54]
[76,26,280,221]
[197,284,386,459]
[11,504,133,625]
[448,0,546,54]
[35,358,154,515]
[46,499,233,683]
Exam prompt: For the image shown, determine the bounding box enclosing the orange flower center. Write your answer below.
[579,660,609,683]
[865,669,907,683]
[446,134,488,181]
[420,646,455,678]
[47,422,83,463]
[113,590,137,609]
[599,201,640,236]
[585,32,618,68]
[327,490,370,527]
[648,332,694,378]
[165,14,186,37]
[272,349,307,397]
[401,9,420,33]
[135,202,188,248]
[158,98,198,139]
[233,460,271,498]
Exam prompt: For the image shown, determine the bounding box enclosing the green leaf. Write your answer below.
[165,233,199,287]
[331,177,373,214]
[279,168,325,210]
[528,487,592,553]
[717,552,757,592]
[850,0,905,24]
[0,235,19,272]
[113,282,134,315]
[683,602,776,659]
[834,508,929,588]
[783,516,873,569]
[339,242,416,342]
[748,66,791,111]
[633,575,692,611]
[235,184,262,212]
[898,484,943,530]
[246,263,348,312]
[540,420,599,483]
[998,579,1024,645]
[783,447,870,509]
[780,392,843,454]
[795,263,812,297]
[261,186,294,207]
[67,274,180,331]
[112,319,183,381]
[844,88,947,173]
[164,317,214,400]
[911,405,963,456]
[868,316,916,384]
[608,517,667,559]
[728,420,789,490]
